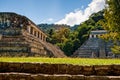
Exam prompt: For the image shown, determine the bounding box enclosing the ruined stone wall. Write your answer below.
[0,33,53,57]
[73,30,115,58]
[0,12,47,41]
[0,62,120,80]
[0,35,30,57]
[0,12,66,57]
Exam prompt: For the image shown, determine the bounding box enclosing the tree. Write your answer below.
[103,0,120,54]
[72,39,81,53]
[104,0,120,39]
[76,24,91,44]
[62,40,74,56]
[52,27,70,43]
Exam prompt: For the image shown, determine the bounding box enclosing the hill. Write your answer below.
[37,24,70,34]
[37,10,105,56]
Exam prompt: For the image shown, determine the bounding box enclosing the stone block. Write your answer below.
[0,62,9,72]
[112,65,120,75]
[31,75,46,80]
[82,66,94,75]
[67,65,83,75]
[94,65,112,76]
[7,62,23,72]
[57,64,68,74]
[85,76,110,80]
[70,75,85,80]
[35,63,58,74]
[22,63,37,73]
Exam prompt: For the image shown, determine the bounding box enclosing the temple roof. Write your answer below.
[91,30,107,35]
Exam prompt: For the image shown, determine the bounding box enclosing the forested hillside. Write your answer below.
[38,10,104,56]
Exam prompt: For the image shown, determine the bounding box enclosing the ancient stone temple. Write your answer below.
[0,12,66,57]
[73,30,114,58]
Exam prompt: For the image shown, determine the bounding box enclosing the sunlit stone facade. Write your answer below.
[0,12,65,57]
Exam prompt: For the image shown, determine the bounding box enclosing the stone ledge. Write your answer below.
[0,62,120,76]
[0,73,120,80]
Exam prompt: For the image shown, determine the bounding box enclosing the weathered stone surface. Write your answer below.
[0,73,120,80]
[22,63,37,73]
[85,76,110,80]
[0,62,120,77]
[112,65,120,75]
[0,12,66,58]
[35,63,58,74]
[73,30,115,58]
[0,62,9,72]
[82,66,94,76]
[66,65,83,75]
[8,62,23,72]
[94,65,112,76]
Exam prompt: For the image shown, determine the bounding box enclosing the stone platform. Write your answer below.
[0,62,120,80]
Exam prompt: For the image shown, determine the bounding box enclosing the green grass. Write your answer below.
[0,57,120,65]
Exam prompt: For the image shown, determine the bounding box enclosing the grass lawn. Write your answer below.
[0,57,120,65]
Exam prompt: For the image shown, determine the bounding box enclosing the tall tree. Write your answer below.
[104,0,120,40]
[103,0,120,54]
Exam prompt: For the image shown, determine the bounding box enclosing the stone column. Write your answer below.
[42,35,44,41]
[44,36,46,42]
[39,32,41,39]
[28,26,31,33]
[43,36,45,41]
[6,20,10,26]
[94,35,96,38]
[90,34,92,38]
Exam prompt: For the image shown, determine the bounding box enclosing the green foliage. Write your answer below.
[38,24,70,33]
[101,0,120,54]
[38,10,105,56]
[76,24,91,44]
[104,0,120,36]
[63,40,73,56]
[111,45,120,54]
[72,39,80,52]
[52,27,70,43]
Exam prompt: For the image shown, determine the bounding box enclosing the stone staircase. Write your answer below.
[0,35,30,57]
[0,30,66,57]
[40,41,66,57]
[22,30,66,57]
[73,38,100,58]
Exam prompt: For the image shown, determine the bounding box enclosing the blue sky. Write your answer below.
[0,0,105,26]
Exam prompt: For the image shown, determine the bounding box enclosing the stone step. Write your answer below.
[0,39,25,42]
[0,52,29,57]
[0,36,25,42]
[0,73,120,80]
[0,42,28,47]
[0,47,29,53]
[0,62,120,76]
[73,38,100,57]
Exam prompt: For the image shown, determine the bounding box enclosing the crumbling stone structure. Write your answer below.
[73,30,115,58]
[0,12,66,57]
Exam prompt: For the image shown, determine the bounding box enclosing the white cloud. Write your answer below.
[55,0,105,26]
[41,18,54,23]
[47,18,54,22]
